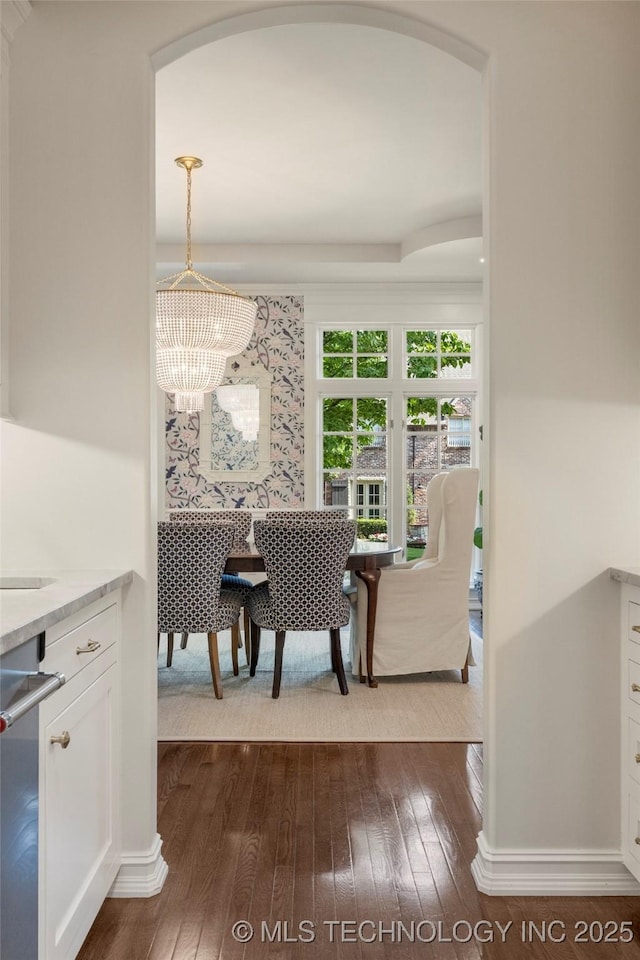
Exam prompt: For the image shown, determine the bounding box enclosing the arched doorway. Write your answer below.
[152,0,489,854]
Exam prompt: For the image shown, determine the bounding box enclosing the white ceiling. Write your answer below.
[155,22,483,285]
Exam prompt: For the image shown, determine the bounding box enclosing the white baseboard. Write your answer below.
[108,833,168,898]
[471,831,640,896]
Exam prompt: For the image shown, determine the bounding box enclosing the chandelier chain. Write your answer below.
[185,165,193,271]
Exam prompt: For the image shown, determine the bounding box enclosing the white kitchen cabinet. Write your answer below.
[621,584,640,884]
[39,593,121,960]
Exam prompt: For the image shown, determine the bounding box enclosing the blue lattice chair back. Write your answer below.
[166,510,254,660]
[265,509,348,522]
[168,509,251,545]
[246,519,356,698]
[157,521,243,698]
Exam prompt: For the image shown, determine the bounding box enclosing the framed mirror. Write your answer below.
[199,356,272,482]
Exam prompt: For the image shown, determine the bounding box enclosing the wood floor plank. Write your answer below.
[242,744,290,960]
[77,742,640,960]
[353,743,411,960]
[191,744,260,957]
[194,753,269,959]
[312,743,339,956]
[340,744,386,960]
[287,747,316,960]
[327,744,362,960]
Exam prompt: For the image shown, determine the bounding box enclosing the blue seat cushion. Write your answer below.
[221,573,253,604]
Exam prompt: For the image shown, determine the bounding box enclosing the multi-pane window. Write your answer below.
[321,396,388,519]
[406,396,473,552]
[356,481,384,518]
[406,329,472,379]
[322,330,388,379]
[447,416,472,447]
[316,323,478,561]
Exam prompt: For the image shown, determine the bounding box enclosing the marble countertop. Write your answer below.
[0,569,133,657]
[610,566,640,589]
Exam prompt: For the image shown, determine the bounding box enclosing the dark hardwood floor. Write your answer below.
[77,741,640,959]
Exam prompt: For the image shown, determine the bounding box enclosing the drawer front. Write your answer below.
[628,717,640,786]
[42,602,117,686]
[628,658,640,707]
[630,601,640,645]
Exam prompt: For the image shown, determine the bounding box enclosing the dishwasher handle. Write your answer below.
[0,672,66,733]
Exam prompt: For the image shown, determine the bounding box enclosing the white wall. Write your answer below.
[2,0,639,893]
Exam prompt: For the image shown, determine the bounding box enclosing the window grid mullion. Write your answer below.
[318,324,480,558]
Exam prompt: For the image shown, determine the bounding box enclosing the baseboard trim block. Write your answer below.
[108,833,168,898]
[471,831,640,896]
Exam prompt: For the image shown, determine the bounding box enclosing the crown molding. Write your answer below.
[1,0,31,45]
[159,281,482,306]
[221,281,483,307]
[300,281,483,305]
[157,243,399,265]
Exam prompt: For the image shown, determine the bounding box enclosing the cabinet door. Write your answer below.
[40,661,119,960]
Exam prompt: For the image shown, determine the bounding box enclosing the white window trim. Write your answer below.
[305,288,482,561]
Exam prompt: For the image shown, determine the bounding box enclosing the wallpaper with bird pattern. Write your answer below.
[165,296,304,511]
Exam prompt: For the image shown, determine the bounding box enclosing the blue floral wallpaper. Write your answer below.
[165,296,304,510]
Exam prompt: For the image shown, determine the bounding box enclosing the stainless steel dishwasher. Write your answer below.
[0,635,65,960]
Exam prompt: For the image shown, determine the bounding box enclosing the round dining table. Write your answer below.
[224,540,401,688]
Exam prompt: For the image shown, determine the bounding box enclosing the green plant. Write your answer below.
[356,518,387,539]
[406,546,426,561]
[473,488,483,549]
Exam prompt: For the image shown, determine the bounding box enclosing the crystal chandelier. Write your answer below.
[156,157,257,413]
[217,383,260,442]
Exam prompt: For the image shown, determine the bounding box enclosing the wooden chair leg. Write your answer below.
[461,651,469,684]
[330,634,338,673]
[331,628,349,695]
[250,623,261,677]
[244,615,252,668]
[272,630,286,699]
[231,622,240,677]
[180,631,189,650]
[157,632,160,652]
[243,608,251,664]
[207,631,223,699]
[358,651,365,683]
[166,631,174,668]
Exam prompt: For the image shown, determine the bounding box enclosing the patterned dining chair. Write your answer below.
[246,519,357,699]
[168,509,254,661]
[168,509,251,543]
[157,521,244,698]
[265,509,348,520]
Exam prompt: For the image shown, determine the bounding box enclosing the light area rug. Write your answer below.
[158,626,482,743]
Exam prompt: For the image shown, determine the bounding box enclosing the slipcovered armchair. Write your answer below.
[349,467,479,681]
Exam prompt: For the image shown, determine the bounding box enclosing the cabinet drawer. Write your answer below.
[42,602,117,686]
[628,717,640,786]
[628,658,640,707]
[630,601,640,645]
[627,657,640,706]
